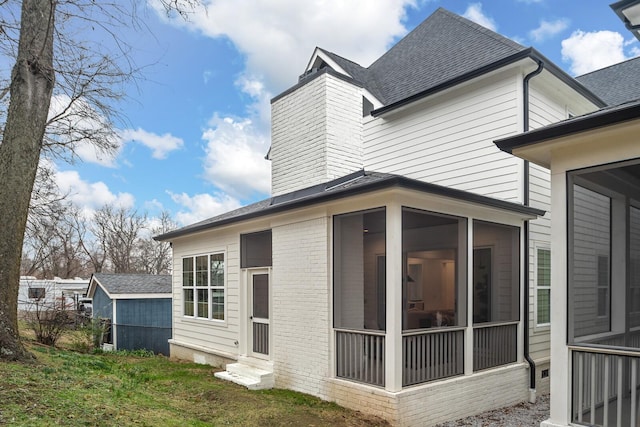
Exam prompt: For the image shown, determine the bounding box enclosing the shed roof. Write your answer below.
[576,57,640,106]
[156,169,545,241]
[90,273,172,298]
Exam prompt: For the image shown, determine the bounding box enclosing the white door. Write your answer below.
[249,271,270,358]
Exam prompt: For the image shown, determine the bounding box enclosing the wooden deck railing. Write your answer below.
[335,329,385,387]
[571,346,640,426]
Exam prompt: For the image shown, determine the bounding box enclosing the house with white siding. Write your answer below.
[156,8,609,426]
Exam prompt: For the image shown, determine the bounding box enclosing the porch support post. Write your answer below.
[464,218,474,375]
[385,201,403,392]
[543,167,571,427]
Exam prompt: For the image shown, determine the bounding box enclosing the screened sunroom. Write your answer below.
[332,200,530,391]
[567,160,640,426]
[495,99,640,427]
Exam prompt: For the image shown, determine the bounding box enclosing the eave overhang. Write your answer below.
[494,99,640,168]
[611,0,640,41]
[371,48,606,117]
[156,172,545,242]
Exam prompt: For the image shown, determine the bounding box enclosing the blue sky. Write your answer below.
[50,0,639,226]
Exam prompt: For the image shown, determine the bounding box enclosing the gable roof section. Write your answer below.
[576,57,640,106]
[301,8,603,115]
[89,273,172,299]
[156,170,544,241]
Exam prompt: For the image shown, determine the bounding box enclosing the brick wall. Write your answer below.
[271,215,332,397]
[327,364,529,426]
[270,72,363,196]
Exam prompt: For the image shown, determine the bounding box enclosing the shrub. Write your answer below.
[24,300,72,346]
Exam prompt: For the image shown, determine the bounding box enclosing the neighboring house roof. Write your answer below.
[494,97,640,161]
[156,169,545,241]
[89,273,172,298]
[299,8,604,114]
[576,57,640,106]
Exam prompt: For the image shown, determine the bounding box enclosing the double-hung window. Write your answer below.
[536,247,551,326]
[182,253,225,320]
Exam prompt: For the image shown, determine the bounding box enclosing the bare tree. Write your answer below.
[93,205,147,273]
[22,168,91,279]
[0,0,56,361]
[137,210,176,274]
[0,0,198,361]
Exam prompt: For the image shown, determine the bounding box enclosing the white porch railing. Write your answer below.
[335,322,519,388]
[473,321,518,371]
[402,327,465,386]
[335,329,385,387]
[571,346,640,427]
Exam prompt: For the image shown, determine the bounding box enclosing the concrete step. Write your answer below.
[214,363,274,390]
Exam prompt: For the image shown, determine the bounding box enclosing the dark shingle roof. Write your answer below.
[316,8,525,106]
[156,169,544,241]
[92,273,172,295]
[366,8,526,105]
[576,57,640,106]
[310,8,603,112]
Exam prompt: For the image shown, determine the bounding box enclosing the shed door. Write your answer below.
[250,271,270,357]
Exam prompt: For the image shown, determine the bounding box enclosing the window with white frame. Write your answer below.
[182,253,225,320]
[536,247,551,326]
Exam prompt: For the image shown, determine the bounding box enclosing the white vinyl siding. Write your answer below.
[364,69,523,202]
[171,230,241,358]
[528,163,552,360]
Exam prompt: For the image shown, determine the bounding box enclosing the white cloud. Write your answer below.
[119,128,184,159]
[168,191,242,225]
[201,115,271,199]
[561,30,633,75]
[147,0,421,214]
[462,3,497,32]
[529,19,569,42]
[54,169,135,217]
[152,0,415,93]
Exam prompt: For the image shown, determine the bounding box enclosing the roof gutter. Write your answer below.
[371,48,605,118]
[495,100,640,155]
[156,174,545,241]
[522,59,544,402]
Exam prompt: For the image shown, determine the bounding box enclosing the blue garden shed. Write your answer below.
[88,273,172,355]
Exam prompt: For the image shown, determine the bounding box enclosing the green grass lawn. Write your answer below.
[0,340,389,426]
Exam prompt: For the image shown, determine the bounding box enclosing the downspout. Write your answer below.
[523,59,544,402]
